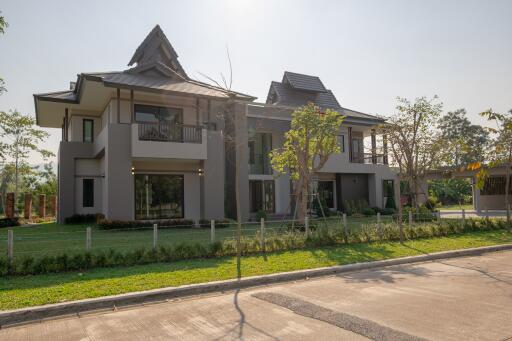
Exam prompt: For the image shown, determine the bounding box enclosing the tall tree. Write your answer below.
[438,108,489,166]
[472,109,512,224]
[270,103,344,222]
[0,11,8,95]
[382,96,444,208]
[0,110,54,216]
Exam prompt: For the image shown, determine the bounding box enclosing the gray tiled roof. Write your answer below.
[283,71,326,92]
[270,81,341,110]
[102,72,232,98]
[267,72,384,122]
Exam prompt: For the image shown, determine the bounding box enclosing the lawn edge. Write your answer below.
[1,243,512,328]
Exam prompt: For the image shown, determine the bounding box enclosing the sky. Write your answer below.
[0,0,511,165]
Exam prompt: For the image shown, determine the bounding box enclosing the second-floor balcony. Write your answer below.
[138,122,203,143]
[131,122,207,160]
[351,152,386,165]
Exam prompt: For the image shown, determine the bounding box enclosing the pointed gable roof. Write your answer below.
[282,71,326,93]
[127,25,188,79]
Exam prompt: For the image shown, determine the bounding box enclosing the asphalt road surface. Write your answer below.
[1,250,511,340]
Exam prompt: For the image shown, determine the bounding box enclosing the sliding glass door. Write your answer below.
[249,180,275,213]
[135,174,184,220]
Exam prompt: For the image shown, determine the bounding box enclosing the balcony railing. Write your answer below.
[138,122,203,143]
[351,153,386,165]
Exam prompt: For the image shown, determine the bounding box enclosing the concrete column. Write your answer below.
[104,124,134,220]
[383,134,388,165]
[371,129,377,164]
[472,177,481,212]
[39,194,46,218]
[5,192,14,218]
[24,193,32,219]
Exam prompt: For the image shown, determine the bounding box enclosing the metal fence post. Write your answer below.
[210,220,215,243]
[86,227,91,252]
[461,209,466,227]
[7,229,13,267]
[153,223,158,251]
[343,213,348,242]
[408,210,413,225]
[485,206,489,220]
[305,216,309,236]
[260,218,265,251]
[436,211,441,222]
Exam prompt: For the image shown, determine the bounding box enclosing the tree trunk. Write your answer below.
[14,156,19,217]
[296,179,309,224]
[506,151,511,228]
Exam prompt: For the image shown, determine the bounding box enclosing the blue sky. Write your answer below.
[0,0,511,164]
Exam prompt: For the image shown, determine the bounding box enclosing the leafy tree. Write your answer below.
[0,11,8,95]
[438,109,489,166]
[0,110,54,216]
[428,178,472,205]
[382,96,444,208]
[472,109,512,224]
[270,103,344,222]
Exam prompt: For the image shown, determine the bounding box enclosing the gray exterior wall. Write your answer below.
[57,142,95,223]
[104,124,134,220]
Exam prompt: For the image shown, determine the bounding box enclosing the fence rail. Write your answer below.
[138,122,203,143]
[2,209,501,265]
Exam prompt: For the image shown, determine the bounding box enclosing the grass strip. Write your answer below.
[1,229,511,310]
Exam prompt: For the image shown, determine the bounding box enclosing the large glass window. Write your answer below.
[83,119,93,143]
[312,180,335,208]
[135,105,184,142]
[135,104,183,124]
[249,180,275,213]
[248,132,272,175]
[135,174,184,220]
[82,179,94,207]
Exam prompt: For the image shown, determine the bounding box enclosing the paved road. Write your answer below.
[2,251,512,340]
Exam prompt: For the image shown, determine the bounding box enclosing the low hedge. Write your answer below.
[65,213,104,224]
[98,219,195,230]
[0,217,20,228]
[198,219,232,228]
[0,218,509,276]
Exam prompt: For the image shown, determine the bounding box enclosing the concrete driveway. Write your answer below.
[1,251,511,340]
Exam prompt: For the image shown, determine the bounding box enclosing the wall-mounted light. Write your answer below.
[131,166,135,175]
[198,168,204,177]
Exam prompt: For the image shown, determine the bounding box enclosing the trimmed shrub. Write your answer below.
[198,219,232,228]
[0,217,20,228]
[98,219,195,230]
[256,210,268,222]
[381,208,396,215]
[362,207,376,217]
[65,214,104,224]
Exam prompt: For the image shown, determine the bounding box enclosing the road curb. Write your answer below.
[1,243,511,328]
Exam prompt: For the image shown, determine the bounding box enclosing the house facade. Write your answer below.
[34,25,397,223]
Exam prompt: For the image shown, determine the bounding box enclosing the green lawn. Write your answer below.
[0,216,397,259]
[1,229,511,310]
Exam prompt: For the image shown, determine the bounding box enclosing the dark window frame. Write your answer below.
[134,104,183,124]
[249,179,275,213]
[83,119,94,143]
[82,178,94,207]
[337,135,345,153]
[134,174,185,220]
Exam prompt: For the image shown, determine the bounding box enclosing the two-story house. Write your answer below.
[34,25,397,223]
